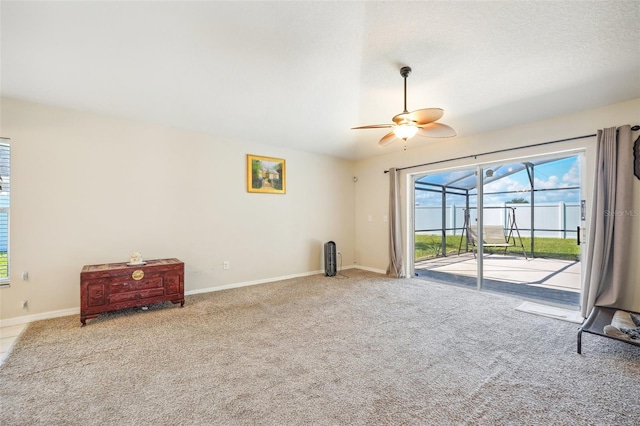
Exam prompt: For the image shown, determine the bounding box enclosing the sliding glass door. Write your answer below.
[414,154,582,307]
[414,167,479,287]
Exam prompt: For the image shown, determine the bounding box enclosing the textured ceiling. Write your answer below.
[2,1,639,160]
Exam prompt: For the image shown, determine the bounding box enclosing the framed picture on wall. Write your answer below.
[247,154,286,194]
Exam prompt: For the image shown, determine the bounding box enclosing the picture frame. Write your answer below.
[247,154,286,194]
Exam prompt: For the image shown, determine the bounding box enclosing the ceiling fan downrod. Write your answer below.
[400,66,411,113]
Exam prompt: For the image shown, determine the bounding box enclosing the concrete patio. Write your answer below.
[415,253,581,307]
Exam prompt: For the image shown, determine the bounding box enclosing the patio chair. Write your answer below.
[457,207,528,259]
[464,224,528,259]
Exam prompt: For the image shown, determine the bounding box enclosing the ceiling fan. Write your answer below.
[352,66,456,148]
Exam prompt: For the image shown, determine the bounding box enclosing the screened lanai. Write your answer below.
[414,155,581,307]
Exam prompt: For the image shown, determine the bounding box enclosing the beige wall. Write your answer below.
[354,98,640,310]
[2,97,639,323]
[0,98,356,322]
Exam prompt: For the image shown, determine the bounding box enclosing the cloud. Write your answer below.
[416,157,581,206]
[562,158,580,185]
[533,175,565,189]
[484,176,530,193]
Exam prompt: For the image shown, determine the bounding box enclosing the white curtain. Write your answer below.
[581,125,633,317]
[387,168,405,278]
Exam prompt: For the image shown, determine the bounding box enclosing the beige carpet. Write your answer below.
[1,270,639,425]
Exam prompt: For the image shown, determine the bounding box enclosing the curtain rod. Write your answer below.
[384,125,640,173]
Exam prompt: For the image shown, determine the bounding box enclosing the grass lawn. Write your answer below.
[415,234,580,262]
[0,253,7,279]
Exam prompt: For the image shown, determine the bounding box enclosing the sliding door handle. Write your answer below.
[577,226,581,245]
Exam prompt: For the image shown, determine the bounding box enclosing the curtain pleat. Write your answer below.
[581,125,633,317]
[387,168,405,278]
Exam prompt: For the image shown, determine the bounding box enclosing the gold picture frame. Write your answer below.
[247,154,286,194]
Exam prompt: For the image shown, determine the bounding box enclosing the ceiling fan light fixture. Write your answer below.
[393,124,418,140]
[353,66,456,148]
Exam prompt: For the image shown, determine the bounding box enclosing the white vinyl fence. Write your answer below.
[415,202,580,238]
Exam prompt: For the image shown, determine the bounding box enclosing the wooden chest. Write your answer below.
[80,258,184,326]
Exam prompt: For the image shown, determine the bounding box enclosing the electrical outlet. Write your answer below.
[22,271,29,281]
[223,261,230,270]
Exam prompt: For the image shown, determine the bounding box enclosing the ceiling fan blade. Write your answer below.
[408,108,444,125]
[392,113,412,124]
[416,122,457,138]
[352,124,394,130]
[378,131,400,147]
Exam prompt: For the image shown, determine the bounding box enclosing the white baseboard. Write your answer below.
[187,265,381,295]
[354,265,387,274]
[0,265,383,327]
[186,268,326,295]
[0,307,80,328]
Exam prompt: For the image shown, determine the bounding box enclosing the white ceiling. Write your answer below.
[2,1,639,160]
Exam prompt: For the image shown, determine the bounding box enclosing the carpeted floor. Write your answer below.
[1,270,638,425]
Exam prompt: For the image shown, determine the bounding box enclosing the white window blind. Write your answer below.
[0,142,9,284]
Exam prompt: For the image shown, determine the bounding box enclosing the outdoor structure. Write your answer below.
[414,156,582,307]
[414,156,581,259]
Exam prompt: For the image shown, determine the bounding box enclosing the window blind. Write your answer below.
[0,142,10,283]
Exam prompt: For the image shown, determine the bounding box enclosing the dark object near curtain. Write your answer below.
[634,135,640,180]
[577,306,640,354]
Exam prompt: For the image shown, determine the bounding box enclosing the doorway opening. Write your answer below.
[413,154,581,307]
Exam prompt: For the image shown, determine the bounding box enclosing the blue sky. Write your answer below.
[415,155,581,206]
